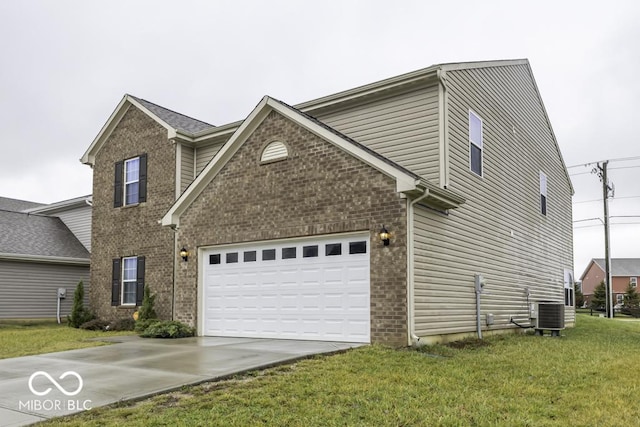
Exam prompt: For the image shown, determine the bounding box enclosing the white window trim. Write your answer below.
[121,256,137,306]
[468,110,483,177]
[564,268,574,307]
[631,277,638,287]
[616,294,624,305]
[540,171,548,216]
[124,157,140,206]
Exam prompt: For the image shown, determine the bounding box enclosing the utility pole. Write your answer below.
[595,161,614,318]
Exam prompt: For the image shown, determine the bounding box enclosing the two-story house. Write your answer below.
[81,59,574,346]
[0,195,91,318]
[580,258,640,307]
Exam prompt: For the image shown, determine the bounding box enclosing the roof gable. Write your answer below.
[161,96,425,228]
[591,258,640,277]
[0,197,44,212]
[81,94,214,166]
[129,96,214,134]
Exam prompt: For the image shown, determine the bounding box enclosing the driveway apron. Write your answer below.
[0,336,362,426]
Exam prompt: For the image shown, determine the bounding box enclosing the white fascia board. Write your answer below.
[127,96,177,135]
[25,195,91,214]
[439,58,529,72]
[162,96,272,227]
[0,253,90,266]
[162,96,419,227]
[81,95,130,165]
[80,95,178,166]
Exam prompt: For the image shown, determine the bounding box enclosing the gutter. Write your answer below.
[407,188,431,346]
[0,253,90,266]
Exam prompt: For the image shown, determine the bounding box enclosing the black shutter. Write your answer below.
[135,256,145,306]
[114,161,124,207]
[138,154,147,203]
[111,258,121,306]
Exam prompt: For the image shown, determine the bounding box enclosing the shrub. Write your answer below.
[137,285,157,321]
[79,319,109,331]
[106,318,136,331]
[135,285,158,334]
[135,318,161,334]
[67,281,95,328]
[140,321,195,339]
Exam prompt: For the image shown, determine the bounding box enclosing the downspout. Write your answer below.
[407,188,430,346]
[474,274,485,339]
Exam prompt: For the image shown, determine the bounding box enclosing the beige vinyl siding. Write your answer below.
[314,85,440,184]
[180,144,195,193]
[413,64,574,338]
[56,205,92,251]
[194,135,230,176]
[0,261,89,318]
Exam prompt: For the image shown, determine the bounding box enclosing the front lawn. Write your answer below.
[0,320,133,359]
[43,314,640,426]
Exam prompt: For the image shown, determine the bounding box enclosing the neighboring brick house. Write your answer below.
[580,259,640,307]
[81,59,574,346]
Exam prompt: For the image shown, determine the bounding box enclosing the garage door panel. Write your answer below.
[203,233,370,343]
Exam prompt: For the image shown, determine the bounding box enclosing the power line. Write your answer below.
[573,195,640,204]
[609,165,640,171]
[569,165,640,177]
[573,217,602,223]
[574,222,640,229]
[567,155,640,169]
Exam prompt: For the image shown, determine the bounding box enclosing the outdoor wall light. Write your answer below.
[179,247,189,262]
[379,226,390,246]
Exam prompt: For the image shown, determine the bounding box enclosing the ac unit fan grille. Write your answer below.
[537,303,565,329]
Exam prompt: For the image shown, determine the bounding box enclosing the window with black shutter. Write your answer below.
[114,154,147,207]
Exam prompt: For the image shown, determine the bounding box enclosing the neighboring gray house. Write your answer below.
[82,59,574,346]
[0,196,91,319]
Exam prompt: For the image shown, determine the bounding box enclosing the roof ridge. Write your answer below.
[128,95,215,128]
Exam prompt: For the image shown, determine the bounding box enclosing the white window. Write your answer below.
[122,257,137,305]
[469,110,483,176]
[564,269,574,307]
[124,157,140,206]
[631,277,638,288]
[616,294,624,306]
[540,171,548,216]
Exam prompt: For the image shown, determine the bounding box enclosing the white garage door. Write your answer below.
[202,233,370,343]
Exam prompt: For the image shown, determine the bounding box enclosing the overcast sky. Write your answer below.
[1,1,638,274]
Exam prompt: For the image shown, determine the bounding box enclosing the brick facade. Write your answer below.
[175,111,409,345]
[90,107,176,321]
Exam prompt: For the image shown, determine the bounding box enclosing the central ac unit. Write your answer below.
[535,302,565,330]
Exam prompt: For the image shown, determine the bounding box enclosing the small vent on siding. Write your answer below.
[261,141,288,163]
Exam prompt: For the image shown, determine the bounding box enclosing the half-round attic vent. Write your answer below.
[260,141,288,163]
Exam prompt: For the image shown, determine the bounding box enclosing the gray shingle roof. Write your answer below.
[592,259,640,277]
[0,210,89,260]
[0,197,45,213]
[129,95,215,134]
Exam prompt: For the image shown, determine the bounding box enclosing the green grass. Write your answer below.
[0,320,133,359]
[42,314,640,426]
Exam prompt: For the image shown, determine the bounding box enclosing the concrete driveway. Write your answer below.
[0,336,362,426]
